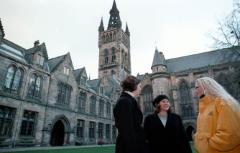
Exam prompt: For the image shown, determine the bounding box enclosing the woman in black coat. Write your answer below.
[113,76,146,153]
[144,95,192,153]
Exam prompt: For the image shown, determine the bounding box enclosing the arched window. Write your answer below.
[4,66,23,93]
[89,121,95,138]
[106,34,110,42]
[76,119,84,138]
[104,49,109,64]
[112,47,116,63]
[105,57,108,64]
[121,50,125,68]
[102,35,105,42]
[79,92,86,112]
[90,96,96,114]
[179,80,191,104]
[179,80,193,118]
[98,122,103,139]
[20,110,37,136]
[141,85,153,115]
[106,102,111,116]
[0,106,15,137]
[99,99,104,117]
[57,82,72,105]
[28,74,42,98]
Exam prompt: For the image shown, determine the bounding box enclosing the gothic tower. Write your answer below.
[98,0,131,82]
[151,48,170,98]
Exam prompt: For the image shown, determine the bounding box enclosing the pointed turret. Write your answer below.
[98,18,104,32]
[125,23,130,36]
[151,47,167,73]
[151,48,166,67]
[0,18,5,43]
[107,0,122,30]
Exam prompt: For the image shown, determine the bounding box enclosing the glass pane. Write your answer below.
[35,77,41,97]
[40,56,44,66]
[4,66,15,89]
[28,75,36,96]
[12,69,22,91]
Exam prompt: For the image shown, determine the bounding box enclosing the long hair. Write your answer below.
[196,77,240,112]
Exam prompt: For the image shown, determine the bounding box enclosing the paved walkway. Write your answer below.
[0,144,115,153]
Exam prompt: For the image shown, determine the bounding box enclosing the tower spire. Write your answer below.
[125,23,130,36]
[0,18,5,43]
[108,0,122,30]
[98,17,104,32]
[151,48,166,68]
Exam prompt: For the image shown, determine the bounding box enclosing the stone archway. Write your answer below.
[50,120,65,146]
[49,115,71,146]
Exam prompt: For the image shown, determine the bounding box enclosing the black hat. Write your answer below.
[152,95,169,107]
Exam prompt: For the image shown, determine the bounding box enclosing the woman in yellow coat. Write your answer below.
[194,77,240,153]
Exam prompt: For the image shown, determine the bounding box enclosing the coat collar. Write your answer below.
[120,92,137,101]
[154,112,171,128]
[199,95,213,113]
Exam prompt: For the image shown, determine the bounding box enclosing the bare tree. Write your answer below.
[211,2,240,55]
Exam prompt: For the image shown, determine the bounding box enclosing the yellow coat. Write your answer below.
[194,96,240,153]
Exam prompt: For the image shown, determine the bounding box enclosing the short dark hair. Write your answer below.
[153,94,172,113]
[121,75,140,92]
[152,95,169,107]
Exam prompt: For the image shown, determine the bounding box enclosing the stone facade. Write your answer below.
[138,48,240,141]
[0,0,240,148]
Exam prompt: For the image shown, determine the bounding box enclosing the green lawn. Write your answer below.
[5,144,196,153]
[5,146,114,153]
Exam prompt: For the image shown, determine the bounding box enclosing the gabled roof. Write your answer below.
[103,75,121,96]
[26,42,48,59]
[74,67,86,78]
[48,54,66,72]
[48,52,74,73]
[87,78,101,92]
[166,46,240,73]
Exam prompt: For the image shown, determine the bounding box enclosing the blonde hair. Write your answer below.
[196,77,240,112]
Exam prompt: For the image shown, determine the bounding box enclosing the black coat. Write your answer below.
[144,113,192,153]
[113,92,146,153]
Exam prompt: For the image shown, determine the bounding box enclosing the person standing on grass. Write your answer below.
[113,75,147,153]
[194,77,240,153]
[144,94,192,153]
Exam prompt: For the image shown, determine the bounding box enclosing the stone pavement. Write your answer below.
[0,144,115,153]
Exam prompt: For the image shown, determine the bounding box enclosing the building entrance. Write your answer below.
[50,120,65,146]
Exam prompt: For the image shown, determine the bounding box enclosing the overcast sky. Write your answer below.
[0,0,234,79]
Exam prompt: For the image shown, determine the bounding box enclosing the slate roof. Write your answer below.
[48,54,66,72]
[0,39,27,64]
[74,67,85,78]
[166,46,240,73]
[87,79,101,92]
[26,43,48,59]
